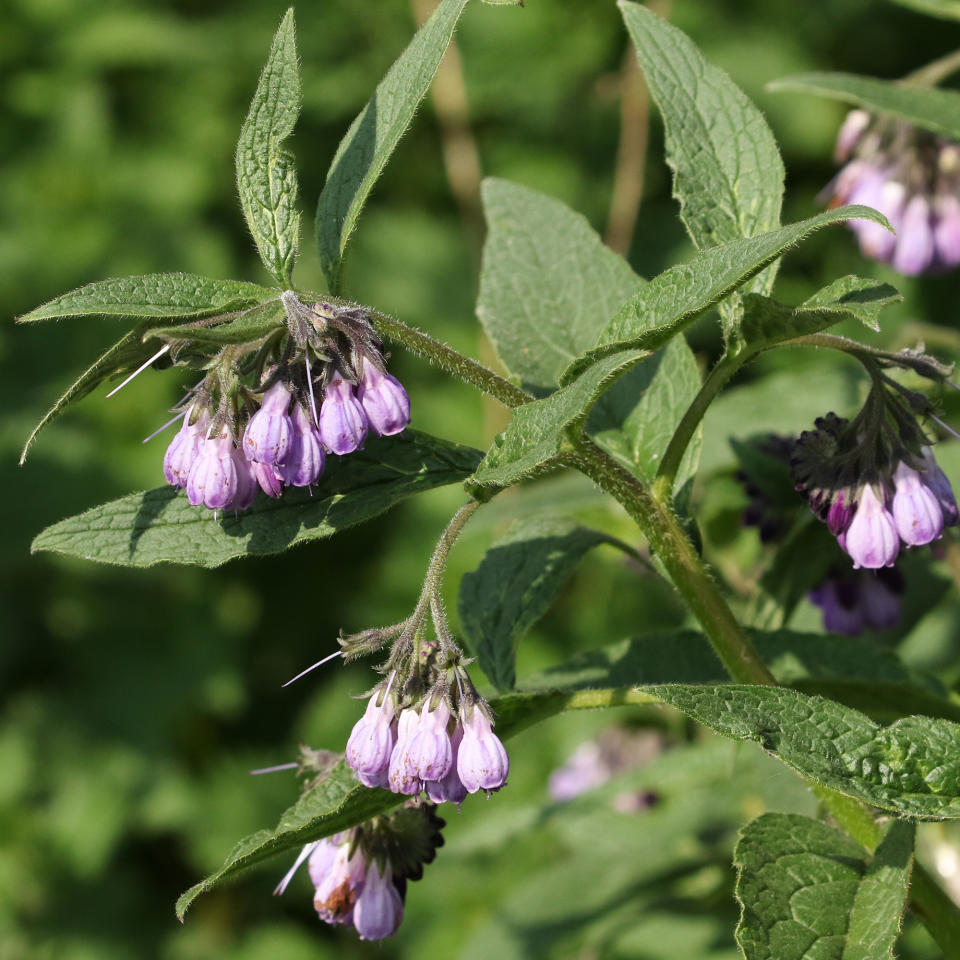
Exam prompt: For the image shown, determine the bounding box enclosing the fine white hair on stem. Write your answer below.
[305,350,319,426]
[142,409,187,443]
[931,412,960,442]
[273,841,320,896]
[249,761,299,776]
[281,649,342,688]
[105,344,170,398]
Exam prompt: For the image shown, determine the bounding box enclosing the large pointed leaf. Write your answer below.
[32,431,482,568]
[316,0,470,293]
[235,8,302,285]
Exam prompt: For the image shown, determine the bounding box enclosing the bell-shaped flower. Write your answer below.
[407,699,453,782]
[358,365,411,437]
[850,175,904,261]
[934,194,960,268]
[425,722,467,806]
[353,860,404,941]
[843,484,899,569]
[313,844,366,926]
[163,409,208,487]
[307,838,340,890]
[346,693,396,778]
[186,429,240,510]
[919,446,959,526]
[280,403,325,487]
[892,195,936,276]
[319,373,368,455]
[457,707,509,794]
[244,382,293,464]
[387,709,422,796]
[834,109,870,163]
[809,578,865,636]
[891,460,944,546]
[228,451,259,511]
[251,460,283,499]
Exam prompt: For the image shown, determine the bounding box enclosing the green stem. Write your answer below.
[905,47,960,87]
[654,352,741,498]
[568,436,776,686]
[370,309,532,409]
[910,862,960,959]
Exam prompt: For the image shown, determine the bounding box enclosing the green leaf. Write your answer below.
[32,431,482,568]
[235,8,302,286]
[316,0,470,293]
[477,178,642,394]
[561,207,891,383]
[147,301,286,347]
[458,515,620,691]
[16,274,276,323]
[735,813,914,960]
[768,72,960,141]
[619,2,783,256]
[468,350,648,490]
[885,0,960,18]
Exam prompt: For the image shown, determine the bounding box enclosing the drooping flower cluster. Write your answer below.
[792,390,958,570]
[275,805,444,942]
[827,109,960,274]
[159,295,410,512]
[809,566,904,636]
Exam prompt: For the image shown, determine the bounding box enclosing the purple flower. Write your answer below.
[827,490,853,536]
[163,409,208,487]
[810,567,904,635]
[358,365,410,437]
[387,709,422,795]
[186,430,240,510]
[919,446,959,526]
[319,373,368,455]
[843,484,899,569]
[228,450,259,511]
[313,844,366,926]
[346,693,396,778]
[934,194,960,268]
[280,403,325,487]
[809,578,865,636]
[834,109,871,163]
[849,173,904,262]
[548,741,612,802]
[244,382,293,465]
[353,860,404,941]
[893,194,935,276]
[860,570,904,630]
[425,723,467,806]
[407,699,453,782]
[457,707,509,795]
[307,839,340,890]
[891,460,944,546]
[250,460,283,499]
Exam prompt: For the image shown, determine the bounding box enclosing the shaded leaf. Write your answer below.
[735,813,913,960]
[885,0,960,18]
[769,72,960,141]
[32,431,482,568]
[148,301,286,347]
[316,0,470,293]
[235,8,301,285]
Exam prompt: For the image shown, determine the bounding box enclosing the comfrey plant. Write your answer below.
[18,4,960,956]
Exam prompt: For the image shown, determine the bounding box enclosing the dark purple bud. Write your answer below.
[425,723,467,805]
[891,460,943,546]
[251,460,283,498]
[387,709,422,795]
[843,484,899,569]
[834,109,870,163]
[186,430,240,510]
[407,700,453,782]
[313,844,365,926]
[163,410,208,487]
[243,382,293,464]
[280,404,325,487]
[809,579,865,636]
[827,490,853,536]
[934,194,960,268]
[319,373,368,455]
[860,571,903,631]
[358,365,411,437]
[893,195,935,276]
[919,446,959,526]
[346,694,396,778]
[354,860,404,941]
[457,708,509,795]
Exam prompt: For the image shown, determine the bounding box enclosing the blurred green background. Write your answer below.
[4,0,960,957]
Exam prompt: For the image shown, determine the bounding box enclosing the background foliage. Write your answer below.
[5,0,960,957]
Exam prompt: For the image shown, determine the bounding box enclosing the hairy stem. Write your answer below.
[370,309,532,408]
[905,47,960,87]
[910,862,960,958]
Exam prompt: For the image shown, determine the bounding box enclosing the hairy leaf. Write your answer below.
[885,0,960,17]
[32,431,482,568]
[769,72,960,141]
[17,274,275,323]
[468,350,648,490]
[620,1,784,305]
[316,0,469,293]
[235,8,302,285]
[147,301,287,347]
[735,813,913,960]
[459,516,620,691]
[562,207,890,382]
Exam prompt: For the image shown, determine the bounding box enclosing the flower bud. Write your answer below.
[861,568,904,630]
[353,860,404,941]
[244,382,293,464]
[186,430,240,510]
[834,109,871,164]
[891,460,944,546]
[163,409,208,487]
[319,373,368,455]
[457,708,509,794]
[407,699,453,782]
[250,460,283,499]
[826,490,853,536]
[919,446,959,526]
[280,403,325,487]
[843,484,899,569]
[892,194,935,276]
[934,194,960,268]
[809,578,865,636]
[358,365,411,437]
[387,709,422,795]
[313,844,366,925]
[346,693,396,778]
